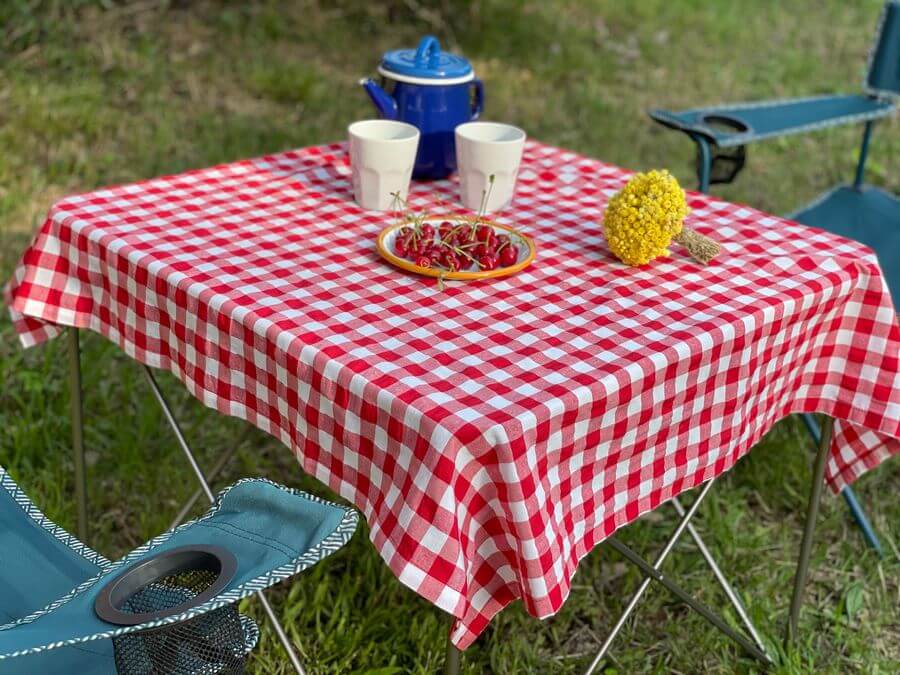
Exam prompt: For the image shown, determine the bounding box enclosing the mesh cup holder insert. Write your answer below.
[696,114,748,185]
[96,545,247,675]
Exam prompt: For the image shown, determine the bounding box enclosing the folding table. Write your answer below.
[6,140,900,673]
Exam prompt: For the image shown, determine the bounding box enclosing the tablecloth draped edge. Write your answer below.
[6,300,899,650]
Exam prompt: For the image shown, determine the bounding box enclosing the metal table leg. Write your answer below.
[168,443,240,530]
[800,412,882,555]
[585,478,772,673]
[444,635,461,675]
[68,328,88,542]
[142,366,308,675]
[585,480,717,674]
[671,497,769,656]
[785,415,834,648]
[607,538,769,663]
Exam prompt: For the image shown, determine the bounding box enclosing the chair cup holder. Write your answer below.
[696,114,749,186]
[95,545,248,675]
[699,113,750,134]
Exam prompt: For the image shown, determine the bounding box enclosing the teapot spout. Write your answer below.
[359,78,398,120]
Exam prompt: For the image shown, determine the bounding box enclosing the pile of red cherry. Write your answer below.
[393,220,520,272]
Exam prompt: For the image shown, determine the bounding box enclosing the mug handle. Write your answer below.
[470,78,484,120]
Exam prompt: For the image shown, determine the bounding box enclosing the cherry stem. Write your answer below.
[477,174,496,220]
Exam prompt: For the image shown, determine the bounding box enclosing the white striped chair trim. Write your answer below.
[0,466,109,568]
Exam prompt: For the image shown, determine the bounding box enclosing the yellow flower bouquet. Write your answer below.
[603,170,720,266]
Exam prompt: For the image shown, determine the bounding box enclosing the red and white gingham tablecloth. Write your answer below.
[6,142,900,648]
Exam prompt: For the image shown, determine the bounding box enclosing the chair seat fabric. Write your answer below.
[650,94,895,147]
[791,185,900,308]
[0,474,107,622]
[0,470,358,671]
[0,468,115,674]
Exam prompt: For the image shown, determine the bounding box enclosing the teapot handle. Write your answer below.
[414,35,441,68]
[470,78,484,120]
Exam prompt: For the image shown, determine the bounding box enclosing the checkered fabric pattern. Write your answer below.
[5,141,900,649]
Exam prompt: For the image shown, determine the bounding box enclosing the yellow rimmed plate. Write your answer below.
[376,216,536,280]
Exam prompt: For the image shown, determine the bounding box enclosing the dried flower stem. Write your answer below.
[673,228,720,265]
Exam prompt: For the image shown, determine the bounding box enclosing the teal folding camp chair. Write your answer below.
[0,466,358,674]
[649,0,900,556]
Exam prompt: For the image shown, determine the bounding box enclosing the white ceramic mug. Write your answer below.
[348,120,420,211]
[455,122,526,213]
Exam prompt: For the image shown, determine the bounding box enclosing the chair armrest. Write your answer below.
[649,94,895,148]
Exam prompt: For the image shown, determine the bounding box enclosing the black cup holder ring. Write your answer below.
[699,113,751,135]
[95,544,238,626]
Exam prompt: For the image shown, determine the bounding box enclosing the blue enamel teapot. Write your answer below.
[360,35,484,180]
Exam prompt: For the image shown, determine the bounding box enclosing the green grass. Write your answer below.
[1,1,898,673]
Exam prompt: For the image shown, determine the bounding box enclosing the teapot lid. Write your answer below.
[379,35,474,84]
